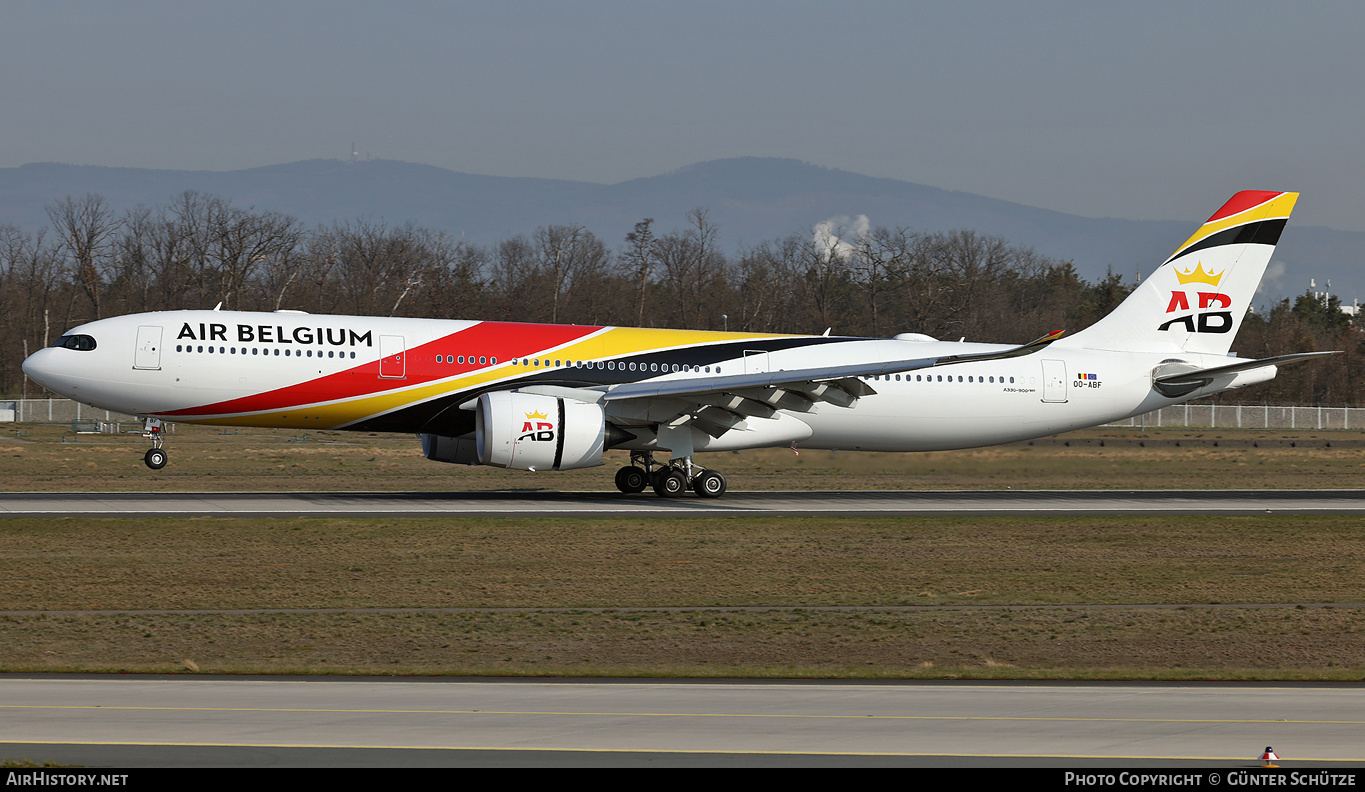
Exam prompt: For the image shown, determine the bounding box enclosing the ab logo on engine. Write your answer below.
[518,410,555,442]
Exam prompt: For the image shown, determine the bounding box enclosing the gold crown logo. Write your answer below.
[524,410,548,420]
[1175,262,1224,287]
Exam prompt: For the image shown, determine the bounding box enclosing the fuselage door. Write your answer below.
[743,350,770,375]
[133,325,163,370]
[379,335,406,379]
[1041,358,1067,403]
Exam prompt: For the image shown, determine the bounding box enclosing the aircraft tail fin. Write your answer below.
[1068,191,1298,355]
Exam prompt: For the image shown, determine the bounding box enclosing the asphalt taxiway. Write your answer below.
[3,676,1363,767]
[1,488,1364,518]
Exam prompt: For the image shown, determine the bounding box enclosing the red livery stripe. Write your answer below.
[163,321,601,418]
[1205,190,1283,223]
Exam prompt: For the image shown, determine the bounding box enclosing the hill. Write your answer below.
[0,157,1355,306]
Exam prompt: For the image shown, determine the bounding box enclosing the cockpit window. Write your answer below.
[51,334,97,351]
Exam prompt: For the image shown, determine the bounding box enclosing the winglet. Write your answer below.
[934,329,1064,366]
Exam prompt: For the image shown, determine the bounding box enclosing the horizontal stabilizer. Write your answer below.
[1153,351,1339,397]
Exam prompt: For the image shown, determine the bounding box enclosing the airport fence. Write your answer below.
[1,398,141,425]
[1104,404,1363,430]
[2,397,1364,432]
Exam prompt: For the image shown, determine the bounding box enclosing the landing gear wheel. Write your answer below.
[692,470,727,498]
[614,466,649,493]
[652,468,687,497]
[144,448,168,470]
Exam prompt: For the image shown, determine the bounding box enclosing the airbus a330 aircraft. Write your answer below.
[22,190,1333,498]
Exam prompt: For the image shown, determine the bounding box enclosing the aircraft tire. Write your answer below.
[614,466,648,493]
[144,448,168,470]
[692,470,726,498]
[652,469,687,497]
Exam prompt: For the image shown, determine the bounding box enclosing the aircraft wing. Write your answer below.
[591,330,1066,434]
[602,330,1063,404]
[1152,351,1339,397]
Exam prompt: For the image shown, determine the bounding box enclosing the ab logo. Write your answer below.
[518,410,555,442]
[1157,262,1232,334]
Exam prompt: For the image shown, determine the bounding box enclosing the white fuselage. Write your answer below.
[22,309,1248,455]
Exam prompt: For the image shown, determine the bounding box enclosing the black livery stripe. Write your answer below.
[1164,218,1287,265]
[346,334,862,435]
[553,398,566,470]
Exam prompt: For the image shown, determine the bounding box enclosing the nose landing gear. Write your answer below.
[142,417,168,470]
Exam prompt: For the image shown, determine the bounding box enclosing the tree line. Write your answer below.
[2,192,1359,406]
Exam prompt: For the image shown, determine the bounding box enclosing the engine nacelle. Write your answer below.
[475,391,606,471]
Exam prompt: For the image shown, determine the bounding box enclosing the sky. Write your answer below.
[3,1,1364,231]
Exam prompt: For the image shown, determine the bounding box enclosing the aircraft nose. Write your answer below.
[21,347,63,394]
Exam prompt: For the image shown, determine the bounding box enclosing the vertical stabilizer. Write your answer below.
[1069,191,1298,354]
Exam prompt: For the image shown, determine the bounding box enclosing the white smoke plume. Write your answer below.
[1257,259,1287,296]
[812,214,870,262]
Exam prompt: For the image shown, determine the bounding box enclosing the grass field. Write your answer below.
[2,423,1363,679]
[4,422,1365,491]
[1,513,1363,679]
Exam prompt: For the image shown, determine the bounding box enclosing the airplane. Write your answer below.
[21,190,1335,498]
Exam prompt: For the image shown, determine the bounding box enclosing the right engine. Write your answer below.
[474,391,607,471]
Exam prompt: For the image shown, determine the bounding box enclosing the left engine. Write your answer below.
[474,391,606,471]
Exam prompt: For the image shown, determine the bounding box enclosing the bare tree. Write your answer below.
[534,224,591,324]
[655,208,727,328]
[47,195,120,319]
[622,218,656,326]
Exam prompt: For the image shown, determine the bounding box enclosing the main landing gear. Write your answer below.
[142,417,167,470]
[614,451,727,499]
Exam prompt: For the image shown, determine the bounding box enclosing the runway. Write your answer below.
[1,488,1364,517]
[2,676,1363,767]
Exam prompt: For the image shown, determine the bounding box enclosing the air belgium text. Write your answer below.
[176,322,373,347]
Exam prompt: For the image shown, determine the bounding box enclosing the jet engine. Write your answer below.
[475,391,607,471]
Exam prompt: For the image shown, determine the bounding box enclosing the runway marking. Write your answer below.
[0,740,1361,762]
[5,704,1363,726]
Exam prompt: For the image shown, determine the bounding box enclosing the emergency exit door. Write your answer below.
[133,325,163,370]
[379,335,406,379]
[1041,358,1067,403]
